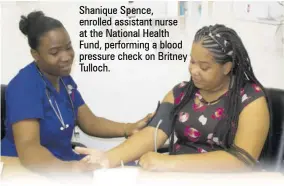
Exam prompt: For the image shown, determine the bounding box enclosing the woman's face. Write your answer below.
[33,27,74,77]
[189,41,231,91]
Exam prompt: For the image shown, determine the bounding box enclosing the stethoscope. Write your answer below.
[36,65,75,131]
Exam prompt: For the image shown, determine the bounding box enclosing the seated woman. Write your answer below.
[75,24,270,172]
[0,11,151,173]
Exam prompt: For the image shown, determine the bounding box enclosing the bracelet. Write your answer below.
[124,123,128,139]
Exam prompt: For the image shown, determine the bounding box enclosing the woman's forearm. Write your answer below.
[106,127,168,168]
[160,151,250,172]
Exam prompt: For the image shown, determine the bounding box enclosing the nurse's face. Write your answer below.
[33,27,74,77]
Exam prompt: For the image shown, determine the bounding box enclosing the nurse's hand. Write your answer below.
[127,113,155,137]
[74,147,110,169]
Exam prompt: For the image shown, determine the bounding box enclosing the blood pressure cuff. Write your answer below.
[147,102,174,137]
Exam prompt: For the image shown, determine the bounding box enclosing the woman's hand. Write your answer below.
[139,152,169,171]
[74,147,110,169]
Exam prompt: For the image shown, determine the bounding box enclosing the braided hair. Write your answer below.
[169,24,272,155]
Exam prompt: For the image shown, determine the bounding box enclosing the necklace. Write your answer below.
[198,90,228,106]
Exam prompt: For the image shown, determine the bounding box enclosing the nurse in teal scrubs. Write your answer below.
[1,10,151,173]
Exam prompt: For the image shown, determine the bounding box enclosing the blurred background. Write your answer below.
[1,1,284,150]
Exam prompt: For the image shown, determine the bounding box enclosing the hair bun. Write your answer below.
[19,11,45,36]
[19,15,29,36]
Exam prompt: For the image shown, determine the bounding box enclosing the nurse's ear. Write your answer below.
[31,49,40,63]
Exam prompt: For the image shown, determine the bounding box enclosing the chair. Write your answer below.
[157,88,284,171]
[260,88,284,171]
[0,84,86,149]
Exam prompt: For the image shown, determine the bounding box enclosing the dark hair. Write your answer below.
[169,24,272,155]
[19,10,63,50]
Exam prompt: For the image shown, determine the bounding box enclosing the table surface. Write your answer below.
[1,156,284,186]
[1,156,42,178]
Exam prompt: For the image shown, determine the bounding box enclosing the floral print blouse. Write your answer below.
[153,81,265,155]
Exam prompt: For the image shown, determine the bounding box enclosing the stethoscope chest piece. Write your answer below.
[60,124,69,131]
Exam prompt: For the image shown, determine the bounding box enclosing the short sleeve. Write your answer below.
[239,82,265,112]
[173,81,189,105]
[6,77,44,126]
[72,87,85,110]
